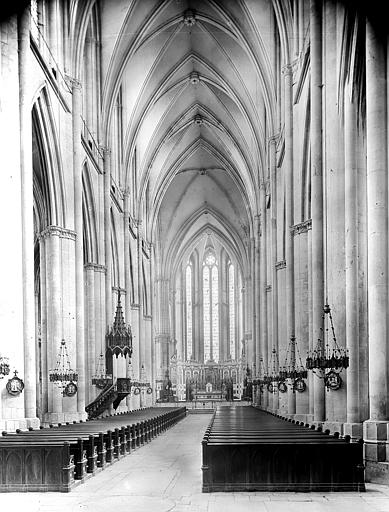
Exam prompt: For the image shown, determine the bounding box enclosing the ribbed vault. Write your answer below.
[100,0,278,280]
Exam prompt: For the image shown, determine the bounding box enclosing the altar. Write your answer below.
[194,391,225,401]
[171,360,244,401]
[194,382,225,401]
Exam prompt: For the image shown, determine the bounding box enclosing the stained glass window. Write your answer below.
[211,266,219,362]
[203,251,219,363]
[228,263,235,360]
[203,266,210,362]
[186,264,193,360]
[31,1,40,42]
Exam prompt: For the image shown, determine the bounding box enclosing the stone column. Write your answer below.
[85,264,95,405]
[298,0,304,54]
[307,228,314,420]
[39,237,48,416]
[175,271,184,361]
[130,224,140,384]
[363,17,389,467]
[71,78,86,417]
[42,229,63,419]
[85,36,94,135]
[259,187,268,408]
[103,148,113,326]
[344,82,360,431]
[270,136,279,412]
[284,64,296,416]
[94,264,106,383]
[310,0,325,423]
[18,7,38,424]
[250,238,256,370]
[293,0,299,56]
[48,0,58,61]
[243,275,252,363]
[138,233,145,369]
[254,216,261,372]
[123,192,131,410]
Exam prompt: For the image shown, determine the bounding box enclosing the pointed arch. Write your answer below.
[32,87,66,233]
[110,209,120,288]
[82,163,99,263]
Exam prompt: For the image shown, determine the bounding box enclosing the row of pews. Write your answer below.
[0,406,186,492]
[202,406,365,492]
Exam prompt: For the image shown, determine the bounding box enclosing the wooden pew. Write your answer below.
[0,440,75,492]
[0,406,186,492]
[202,407,365,492]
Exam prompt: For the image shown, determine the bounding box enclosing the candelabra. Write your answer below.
[306,304,349,390]
[0,355,10,378]
[92,352,113,389]
[49,339,78,389]
[280,336,307,393]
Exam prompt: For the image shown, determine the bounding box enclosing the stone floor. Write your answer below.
[1,414,389,512]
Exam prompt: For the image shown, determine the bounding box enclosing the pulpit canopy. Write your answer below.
[106,293,133,358]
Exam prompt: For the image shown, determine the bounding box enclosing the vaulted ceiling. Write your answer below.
[100,0,280,278]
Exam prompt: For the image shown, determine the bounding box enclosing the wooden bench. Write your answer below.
[0,406,186,492]
[0,439,75,492]
[202,407,365,492]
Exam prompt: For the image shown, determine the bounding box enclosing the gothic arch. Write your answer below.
[32,87,66,232]
[110,209,120,289]
[82,163,99,263]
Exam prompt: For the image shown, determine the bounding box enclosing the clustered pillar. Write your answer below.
[363,15,389,471]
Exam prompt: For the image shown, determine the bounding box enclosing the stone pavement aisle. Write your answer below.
[1,414,389,512]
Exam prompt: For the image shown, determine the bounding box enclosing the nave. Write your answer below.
[1,412,389,512]
[2,0,389,489]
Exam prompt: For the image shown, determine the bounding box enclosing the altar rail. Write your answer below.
[202,407,365,492]
[0,406,186,492]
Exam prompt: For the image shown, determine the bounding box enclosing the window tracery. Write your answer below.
[203,250,219,362]
[228,263,235,360]
[186,263,193,360]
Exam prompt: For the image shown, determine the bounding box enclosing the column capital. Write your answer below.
[39,225,76,241]
[268,133,280,144]
[112,286,126,294]
[290,219,312,236]
[99,146,112,158]
[65,75,82,91]
[84,262,107,273]
[282,64,293,76]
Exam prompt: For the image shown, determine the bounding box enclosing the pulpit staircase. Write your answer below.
[85,378,131,419]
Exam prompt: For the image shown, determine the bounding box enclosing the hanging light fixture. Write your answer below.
[258,357,268,390]
[0,355,10,378]
[266,348,286,393]
[281,336,307,392]
[306,304,349,390]
[92,352,112,389]
[49,339,78,389]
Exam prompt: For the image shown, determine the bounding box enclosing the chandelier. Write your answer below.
[92,352,112,389]
[265,348,286,393]
[49,339,78,388]
[306,304,349,390]
[280,336,307,393]
[258,357,268,388]
[0,355,10,378]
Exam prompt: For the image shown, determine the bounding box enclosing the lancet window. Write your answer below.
[185,263,193,360]
[228,262,235,360]
[203,251,219,362]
